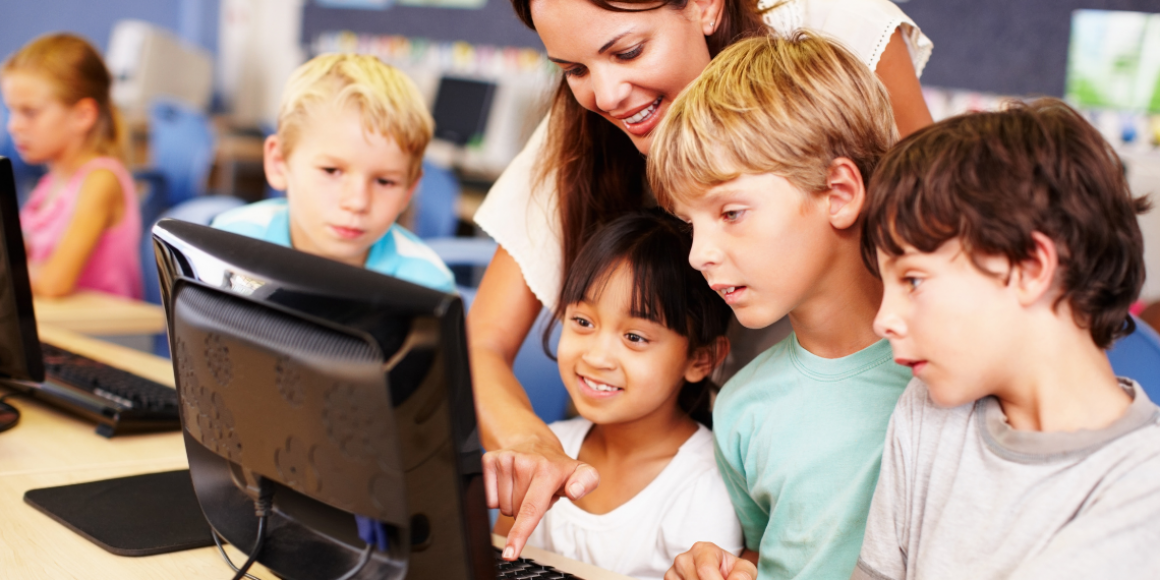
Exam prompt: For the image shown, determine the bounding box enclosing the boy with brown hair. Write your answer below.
[649,34,910,580]
[856,99,1160,579]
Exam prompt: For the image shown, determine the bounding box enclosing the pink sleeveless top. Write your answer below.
[20,157,143,299]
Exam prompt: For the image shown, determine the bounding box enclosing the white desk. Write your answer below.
[0,326,629,580]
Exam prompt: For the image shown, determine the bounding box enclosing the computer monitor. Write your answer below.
[0,158,45,385]
[151,219,494,579]
[0,157,46,432]
[431,77,497,147]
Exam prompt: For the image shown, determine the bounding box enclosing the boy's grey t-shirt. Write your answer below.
[854,378,1160,580]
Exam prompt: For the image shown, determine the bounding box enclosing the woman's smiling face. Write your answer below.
[531,0,718,154]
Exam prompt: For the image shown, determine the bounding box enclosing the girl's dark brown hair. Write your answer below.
[510,0,767,279]
[547,209,732,426]
[862,98,1149,349]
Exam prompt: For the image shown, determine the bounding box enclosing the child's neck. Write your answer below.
[572,402,698,515]
[47,146,99,181]
[790,239,883,359]
[996,315,1131,433]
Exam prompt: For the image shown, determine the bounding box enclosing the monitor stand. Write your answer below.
[23,469,213,556]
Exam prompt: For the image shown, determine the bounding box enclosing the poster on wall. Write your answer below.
[315,0,487,9]
[1067,9,1160,113]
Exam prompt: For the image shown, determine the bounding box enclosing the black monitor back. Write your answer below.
[151,219,494,579]
[0,157,43,385]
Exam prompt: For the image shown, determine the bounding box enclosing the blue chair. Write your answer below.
[432,237,570,424]
[458,286,570,425]
[135,99,217,228]
[411,160,462,239]
[0,103,46,203]
[1107,316,1160,403]
[142,195,246,356]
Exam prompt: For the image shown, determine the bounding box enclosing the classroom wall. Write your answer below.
[903,0,1160,96]
[0,0,218,66]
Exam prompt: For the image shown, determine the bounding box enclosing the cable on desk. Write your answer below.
[334,543,375,580]
[212,529,262,580]
[224,477,274,580]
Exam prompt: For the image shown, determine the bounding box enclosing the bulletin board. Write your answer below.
[301,0,1160,97]
[903,0,1159,96]
[300,0,543,51]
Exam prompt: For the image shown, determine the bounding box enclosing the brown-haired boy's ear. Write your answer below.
[263,135,290,194]
[824,157,866,231]
[684,336,731,383]
[1013,231,1061,308]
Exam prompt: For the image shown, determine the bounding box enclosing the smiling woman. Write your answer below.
[467,0,934,560]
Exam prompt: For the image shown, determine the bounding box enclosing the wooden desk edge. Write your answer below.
[491,534,635,580]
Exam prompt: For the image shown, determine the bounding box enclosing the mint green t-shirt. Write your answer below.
[713,334,909,580]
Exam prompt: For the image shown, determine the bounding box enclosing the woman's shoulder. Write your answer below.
[786,0,933,74]
[473,115,565,310]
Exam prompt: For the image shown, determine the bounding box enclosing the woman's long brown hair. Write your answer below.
[511,0,767,279]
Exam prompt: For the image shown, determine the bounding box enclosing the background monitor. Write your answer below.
[431,77,497,147]
[151,219,494,579]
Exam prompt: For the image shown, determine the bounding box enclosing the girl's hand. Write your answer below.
[665,543,758,580]
[483,441,600,560]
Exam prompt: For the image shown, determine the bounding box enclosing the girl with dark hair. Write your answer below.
[473,0,933,558]
[491,211,740,578]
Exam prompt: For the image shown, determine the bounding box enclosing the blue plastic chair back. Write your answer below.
[411,160,461,239]
[144,99,216,215]
[1107,317,1160,403]
[142,195,246,356]
[0,103,47,203]
[458,286,570,424]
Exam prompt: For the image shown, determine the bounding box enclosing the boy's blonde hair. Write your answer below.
[3,33,124,160]
[649,33,897,206]
[277,53,433,183]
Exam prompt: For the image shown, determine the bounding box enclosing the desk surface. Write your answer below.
[33,291,167,336]
[0,326,629,580]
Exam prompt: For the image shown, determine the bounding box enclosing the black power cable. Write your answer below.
[215,476,380,580]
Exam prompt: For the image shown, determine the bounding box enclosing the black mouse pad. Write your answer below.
[24,469,214,556]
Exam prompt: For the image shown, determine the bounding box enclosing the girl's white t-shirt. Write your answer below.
[473,0,933,312]
[525,418,744,580]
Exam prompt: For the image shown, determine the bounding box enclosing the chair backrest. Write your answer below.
[147,98,216,208]
[0,103,46,203]
[142,195,246,357]
[1107,317,1160,403]
[458,286,570,425]
[429,237,569,424]
[411,160,461,239]
[141,195,246,305]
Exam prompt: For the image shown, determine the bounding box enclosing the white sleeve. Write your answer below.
[794,0,933,76]
[472,116,565,311]
[852,380,925,580]
[658,463,745,562]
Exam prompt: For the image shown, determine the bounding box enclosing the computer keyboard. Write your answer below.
[493,547,583,579]
[34,342,180,437]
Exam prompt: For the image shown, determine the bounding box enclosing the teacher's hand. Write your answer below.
[484,438,600,560]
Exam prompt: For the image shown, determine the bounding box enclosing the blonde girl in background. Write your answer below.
[2,33,142,299]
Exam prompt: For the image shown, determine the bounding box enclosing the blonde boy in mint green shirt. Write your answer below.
[714,336,908,578]
[648,36,910,579]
